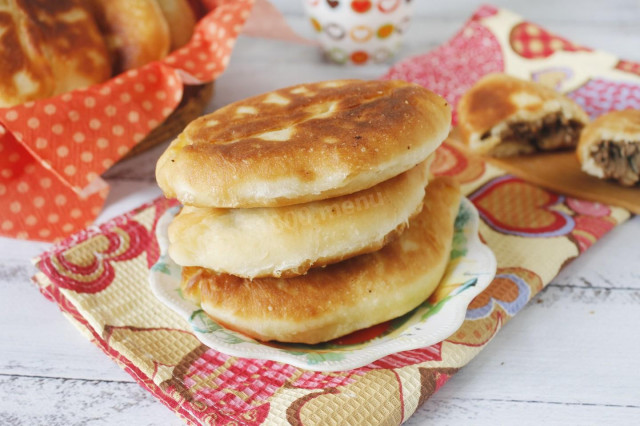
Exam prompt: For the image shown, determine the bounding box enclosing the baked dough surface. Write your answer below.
[0,0,111,106]
[88,0,170,73]
[168,158,432,278]
[457,73,589,156]
[180,177,461,344]
[157,79,451,208]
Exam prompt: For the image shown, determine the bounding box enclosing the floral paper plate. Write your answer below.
[149,197,496,371]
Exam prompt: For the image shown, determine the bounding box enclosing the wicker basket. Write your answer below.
[123,82,214,159]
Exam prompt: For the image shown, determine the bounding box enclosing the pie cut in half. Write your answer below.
[457,73,590,157]
[577,109,640,186]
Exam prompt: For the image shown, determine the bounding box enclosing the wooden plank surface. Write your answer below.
[487,152,640,215]
[1,1,639,425]
[445,130,640,215]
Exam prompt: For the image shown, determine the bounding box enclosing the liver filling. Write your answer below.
[591,140,640,186]
[488,112,584,152]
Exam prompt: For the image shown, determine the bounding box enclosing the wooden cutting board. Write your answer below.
[448,129,640,214]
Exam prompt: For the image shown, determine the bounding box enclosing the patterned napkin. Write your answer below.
[384,5,640,123]
[0,0,253,242]
[383,5,640,214]
[32,6,636,425]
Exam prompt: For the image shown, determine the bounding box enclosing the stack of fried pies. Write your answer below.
[156,79,460,344]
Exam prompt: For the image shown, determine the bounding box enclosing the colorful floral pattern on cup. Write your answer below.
[304,0,413,65]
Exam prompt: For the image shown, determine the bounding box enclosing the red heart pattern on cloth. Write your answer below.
[431,142,486,184]
[164,347,361,425]
[565,198,616,253]
[470,175,575,238]
[510,22,591,59]
[161,341,440,424]
[447,267,543,347]
[571,215,616,253]
[39,219,150,293]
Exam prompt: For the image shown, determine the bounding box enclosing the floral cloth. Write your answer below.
[33,5,636,425]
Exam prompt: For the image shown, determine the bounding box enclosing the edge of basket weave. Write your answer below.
[123,82,215,159]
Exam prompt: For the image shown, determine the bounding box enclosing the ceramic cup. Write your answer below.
[303,0,413,65]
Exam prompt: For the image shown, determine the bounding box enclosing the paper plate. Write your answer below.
[149,198,496,371]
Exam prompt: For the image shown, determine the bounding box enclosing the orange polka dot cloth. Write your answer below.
[0,0,254,242]
[32,6,637,425]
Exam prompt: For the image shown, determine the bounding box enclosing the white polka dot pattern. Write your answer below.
[162,0,251,82]
[2,63,182,195]
[0,0,253,241]
[0,131,108,241]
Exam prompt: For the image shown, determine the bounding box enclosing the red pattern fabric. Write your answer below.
[31,5,639,425]
[382,10,504,124]
[509,21,591,59]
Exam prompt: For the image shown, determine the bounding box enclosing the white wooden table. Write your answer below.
[1,1,639,424]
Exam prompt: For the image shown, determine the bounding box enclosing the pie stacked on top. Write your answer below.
[156,79,461,344]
